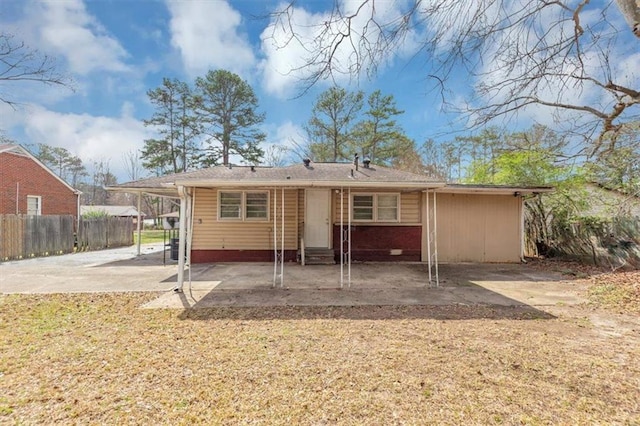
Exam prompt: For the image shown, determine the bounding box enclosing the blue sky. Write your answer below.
[1,0,637,181]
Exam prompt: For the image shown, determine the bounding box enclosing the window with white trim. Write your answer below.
[352,193,399,222]
[218,191,268,220]
[26,195,41,216]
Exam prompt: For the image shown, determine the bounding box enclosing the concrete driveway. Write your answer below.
[0,243,176,294]
[0,244,586,309]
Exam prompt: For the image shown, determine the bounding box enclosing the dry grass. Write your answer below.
[1,290,639,425]
[587,271,640,314]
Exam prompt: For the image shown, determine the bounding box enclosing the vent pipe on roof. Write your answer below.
[251,165,255,172]
[353,153,359,171]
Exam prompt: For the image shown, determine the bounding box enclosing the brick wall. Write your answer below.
[0,152,79,216]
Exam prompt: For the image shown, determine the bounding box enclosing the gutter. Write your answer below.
[171,180,446,190]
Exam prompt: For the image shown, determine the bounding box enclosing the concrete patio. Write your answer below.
[0,243,587,310]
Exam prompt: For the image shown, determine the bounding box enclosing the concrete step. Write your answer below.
[301,248,336,265]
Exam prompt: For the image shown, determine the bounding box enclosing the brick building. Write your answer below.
[0,144,80,217]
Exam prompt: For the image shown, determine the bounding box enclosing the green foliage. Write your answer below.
[307,86,364,162]
[141,78,200,174]
[35,143,87,186]
[349,90,407,165]
[82,210,109,219]
[585,122,640,196]
[195,70,265,167]
[304,87,424,171]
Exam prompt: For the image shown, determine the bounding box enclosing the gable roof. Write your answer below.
[109,162,559,197]
[0,143,80,194]
[80,205,146,217]
[109,162,446,197]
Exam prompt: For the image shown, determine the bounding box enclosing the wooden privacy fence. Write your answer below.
[77,216,134,251]
[0,215,134,261]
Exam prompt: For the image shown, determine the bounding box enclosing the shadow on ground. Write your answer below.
[176,301,555,321]
[137,262,578,321]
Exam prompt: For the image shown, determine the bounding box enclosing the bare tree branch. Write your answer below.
[267,0,639,153]
[0,32,74,108]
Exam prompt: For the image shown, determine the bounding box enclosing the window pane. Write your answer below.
[377,195,397,207]
[27,196,40,216]
[220,192,241,218]
[353,195,373,220]
[377,194,398,221]
[353,208,373,220]
[353,195,373,207]
[245,192,268,219]
[377,208,397,221]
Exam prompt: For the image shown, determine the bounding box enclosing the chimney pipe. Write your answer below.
[363,158,371,168]
[303,158,311,167]
[353,153,359,171]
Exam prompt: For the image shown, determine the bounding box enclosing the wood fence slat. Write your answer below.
[1,214,133,261]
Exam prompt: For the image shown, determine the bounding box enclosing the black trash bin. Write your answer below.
[170,238,179,261]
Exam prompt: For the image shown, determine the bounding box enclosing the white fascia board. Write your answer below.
[172,179,445,190]
[436,186,554,195]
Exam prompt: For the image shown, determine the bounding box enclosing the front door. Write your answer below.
[305,189,331,248]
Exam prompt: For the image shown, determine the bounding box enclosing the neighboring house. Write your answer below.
[109,160,552,266]
[80,205,146,223]
[0,144,80,217]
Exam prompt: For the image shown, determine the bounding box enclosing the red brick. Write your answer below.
[0,152,78,217]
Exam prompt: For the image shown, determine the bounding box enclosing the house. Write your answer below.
[108,160,552,277]
[80,205,146,223]
[0,144,80,217]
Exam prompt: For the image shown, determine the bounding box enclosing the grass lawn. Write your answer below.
[1,271,639,424]
[133,229,170,245]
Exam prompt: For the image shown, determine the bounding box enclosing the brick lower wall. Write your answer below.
[191,249,298,263]
[0,153,78,216]
[332,225,422,261]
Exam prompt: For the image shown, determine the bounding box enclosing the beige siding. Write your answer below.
[332,190,421,224]
[297,189,305,240]
[434,193,521,262]
[192,188,299,250]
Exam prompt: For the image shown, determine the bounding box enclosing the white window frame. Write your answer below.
[218,190,269,221]
[26,195,42,216]
[352,193,400,223]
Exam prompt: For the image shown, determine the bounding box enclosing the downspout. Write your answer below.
[16,182,19,214]
[175,185,189,292]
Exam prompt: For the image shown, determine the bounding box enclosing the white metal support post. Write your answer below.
[175,186,189,292]
[425,190,439,287]
[348,187,351,287]
[273,187,278,287]
[136,192,142,256]
[340,187,352,288]
[280,187,284,287]
[340,187,344,288]
[272,187,284,288]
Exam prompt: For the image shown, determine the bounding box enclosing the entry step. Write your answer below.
[301,248,336,265]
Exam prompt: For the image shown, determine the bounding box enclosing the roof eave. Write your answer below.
[437,186,554,195]
[172,179,445,189]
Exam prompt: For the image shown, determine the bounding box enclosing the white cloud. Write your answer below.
[21,0,129,75]
[166,0,255,78]
[14,104,152,182]
[260,121,306,165]
[469,1,639,131]
[260,1,418,98]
